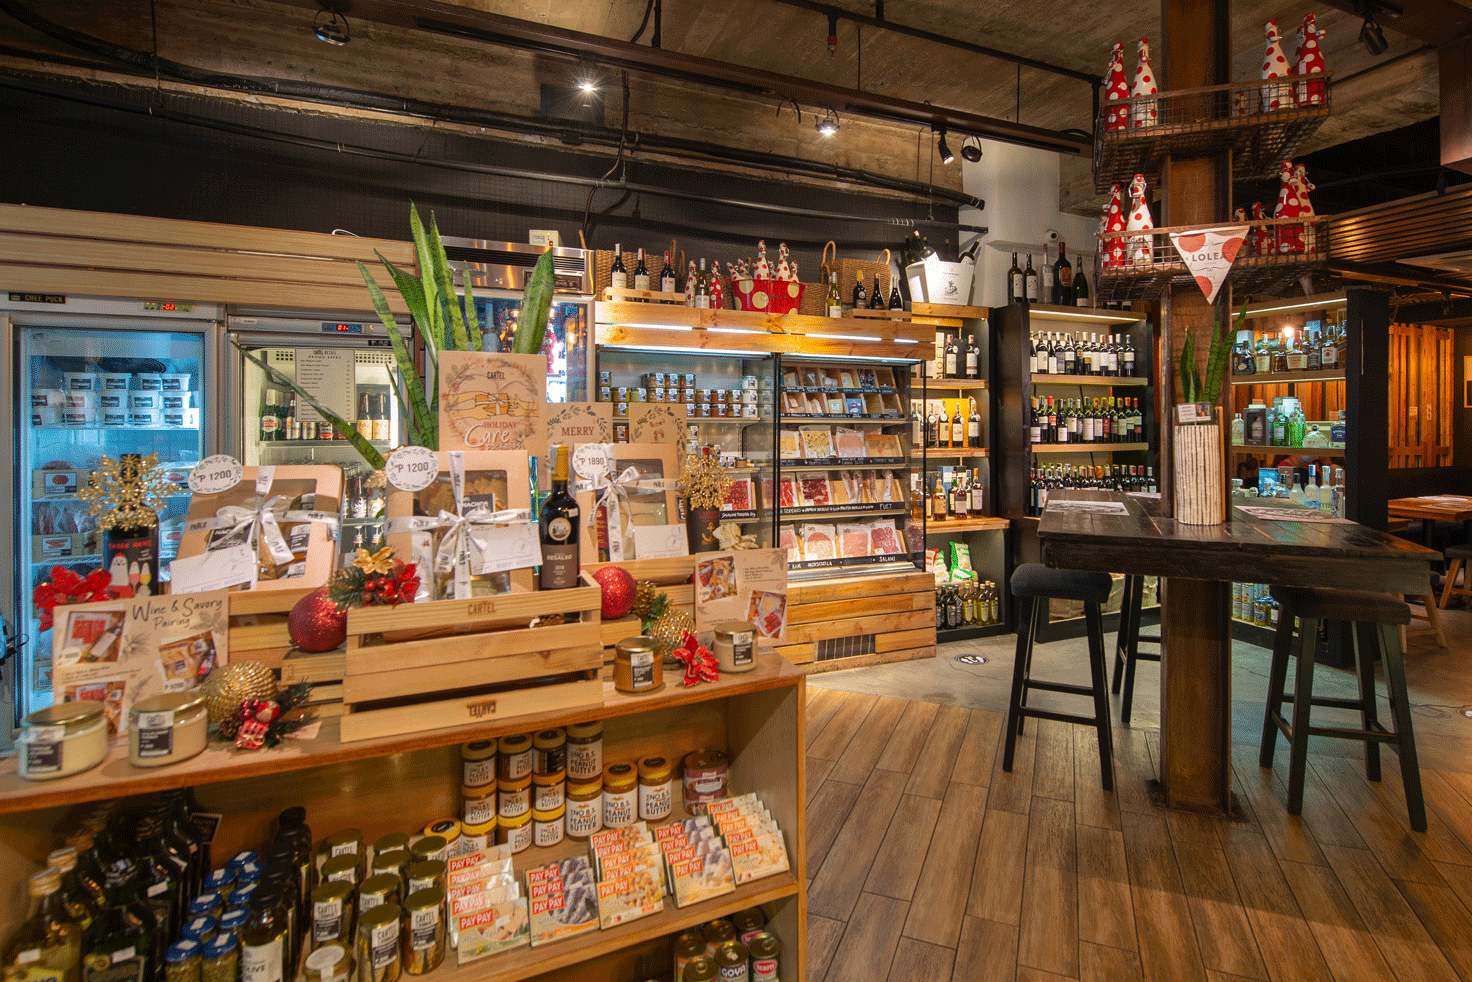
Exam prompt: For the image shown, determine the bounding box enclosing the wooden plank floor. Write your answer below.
[803,689,1472,982]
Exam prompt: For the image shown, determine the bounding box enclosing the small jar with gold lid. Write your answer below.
[602,762,638,829]
[566,722,603,780]
[614,636,662,694]
[565,778,603,840]
[460,739,497,789]
[637,755,674,822]
[497,733,533,780]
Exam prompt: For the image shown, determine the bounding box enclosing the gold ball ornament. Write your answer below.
[202,661,277,723]
[649,608,694,664]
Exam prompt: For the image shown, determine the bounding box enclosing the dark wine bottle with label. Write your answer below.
[539,445,580,590]
[633,248,650,291]
[1008,252,1024,304]
[82,860,158,982]
[869,274,884,309]
[609,244,627,290]
[1024,254,1039,302]
[1054,244,1072,304]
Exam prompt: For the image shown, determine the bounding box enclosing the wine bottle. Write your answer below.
[354,392,372,440]
[1024,254,1039,302]
[951,403,965,447]
[1040,243,1054,306]
[888,278,903,310]
[538,445,580,590]
[372,394,391,443]
[633,248,650,291]
[1055,243,1072,304]
[944,335,959,379]
[610,244,627,290]
[968,398,982,448]
[869,273,884,309]
[970,468,986,514]
[1008,252,1024,304]
[852,271,866,309]
[659,251,677,294]
[82,860,157,982]
[1073,254,1090,307]
[258,389,279,443]
[964,333,979,379]
[826,272,843,318]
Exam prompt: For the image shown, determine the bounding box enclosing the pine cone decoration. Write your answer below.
[649,608,694,664]
[202,661,277,723]
[216,708,244,740]
[631,580,659,620]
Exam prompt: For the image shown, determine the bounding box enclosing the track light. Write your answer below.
[960,135,983,163]
[816,107,840,136]
[313,8,349,44]
[936,128,955,165]
[1359,15,1388,54]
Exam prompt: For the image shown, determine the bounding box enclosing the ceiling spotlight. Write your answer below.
[816,108,840,136]
[1359,14,1388,54]
[936,128,955,165]
[313,8,350,45]
[960,135,983,163]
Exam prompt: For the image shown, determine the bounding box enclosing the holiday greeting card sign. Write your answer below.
[51,589,231,736]
[693,548,788,640]
[1170,226,1250,303]
[438,351,547,455]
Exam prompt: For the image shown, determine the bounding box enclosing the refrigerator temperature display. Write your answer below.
[321,322,364,334]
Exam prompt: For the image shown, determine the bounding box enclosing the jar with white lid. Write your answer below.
[128,691,208,767]
[18,703,107,781]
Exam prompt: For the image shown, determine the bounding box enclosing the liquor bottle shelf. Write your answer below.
[921,378,989,390]
[1030,374,1149,387]
[925,517,1010,534]
[912,448,990,459]
[1032,442,1150,454]
[1023,302,1144,325]
[1229,369,1345,385]
[1232,444,1345,455]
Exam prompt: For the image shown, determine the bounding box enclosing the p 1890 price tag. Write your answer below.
[188,455,243,495]
[385,445,439,492]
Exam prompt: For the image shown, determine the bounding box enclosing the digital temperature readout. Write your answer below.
[321,322,364,334]
[141,300,194,312]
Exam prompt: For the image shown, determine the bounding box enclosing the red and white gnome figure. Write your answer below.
[1273,160,1305,253]
[1131,38,1158,128]
[1103,42,1130,132]
[1103,184,1128,268]
[1251,202,1273,256]
[1295,13,1328,107]
[1125,174,1155,267]
[1261,20,1291,112]
[1293,164,1318,252]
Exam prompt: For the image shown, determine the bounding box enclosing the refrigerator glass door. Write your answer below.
[18,326,206,717]
[475,295,590,402]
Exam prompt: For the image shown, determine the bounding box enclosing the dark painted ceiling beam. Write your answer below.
[1314,0,1472,44]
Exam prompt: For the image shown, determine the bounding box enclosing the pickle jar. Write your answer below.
[359,873,400,914]
[188,892,225,921]
[420,819,460,855]
[180,915,217,944]
[202,868,235,899]
[565,778,603,840]
[406,861,445,897]
[637,755,674,822]
[370,850,409,888]
[747,932,781,982]
[461,782,496,828]
[319,829,364,875]
[460,739,497,789]
[200,932,239,982]
[321,854,361,888]
[497,733,533,780]
[532,728,567,774]
[312,880,355,947]
[303,942,354,982]
[681,955,717,982]
[702,918,737,955]
[673,930,707,982]
[496,811,532,854]
[165,939,203,982]
[532,805,565,848]
[229,850,260,871]
[408,837,446,865]
[532,770,565,812]
[370,833,409,865]
[497,773,532,821]
[713,940,749,982]
[565,721,603,780]
[602,762,638,829]
[401,888,446,975]
[217,907,249,937]
[730,906,767,944]
[356,902,402,982]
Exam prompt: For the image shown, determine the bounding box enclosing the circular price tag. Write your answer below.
[188,455,243,495]
[385,445,439,492]
[572,443,609,484]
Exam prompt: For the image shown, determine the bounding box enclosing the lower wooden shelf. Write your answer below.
[1232,444,1345,456]
[1032,442,1150,454]
[926,517,1010,534]
[938,623,1009,642]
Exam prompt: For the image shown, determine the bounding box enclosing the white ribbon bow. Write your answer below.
[586,462,678,561]
[184,466,339,567]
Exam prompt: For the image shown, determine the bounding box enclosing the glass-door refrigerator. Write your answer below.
[1,296,223,725]
[224,310,413,563]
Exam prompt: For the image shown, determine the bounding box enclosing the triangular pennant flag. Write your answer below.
[1170,226,1250,303]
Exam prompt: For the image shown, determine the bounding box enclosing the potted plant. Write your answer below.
[1173,300,1246,524]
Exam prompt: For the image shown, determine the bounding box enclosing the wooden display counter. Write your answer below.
[0,654,808,982]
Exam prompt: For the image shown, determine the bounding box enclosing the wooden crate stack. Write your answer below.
[773,571,936,671]
[227,589,346,717]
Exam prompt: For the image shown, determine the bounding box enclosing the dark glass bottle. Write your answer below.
[4,868,81,982]
[131,813,185,945]
[888,279,903,310]
[1023,254,1039,302]
[240,887,290,982]
[538,445,580,590]
[1008,252,1024,304]
[868,274,884,309]
[63,829,108,909]
[82,860,158,982]
[1054,243,1072,304]
[47,847,100,931]
[851,271,866,309]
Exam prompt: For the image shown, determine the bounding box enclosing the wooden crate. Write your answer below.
[227,587,315,669]
[774,571,937,672]
[338,574,605,742]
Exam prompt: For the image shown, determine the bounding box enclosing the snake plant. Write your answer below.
[1179,299,1248,409]
[235,202,556,468]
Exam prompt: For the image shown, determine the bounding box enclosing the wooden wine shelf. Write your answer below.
[1032,442,1151,454]
[850,308,913,321]
[1024,302,1143,325]
[911,303,990,321]
[595,302,932,360]
[925,517,1010,534]
[1232,444,1345,456]
[1031,374,1150,387]
[1230,369,1345,385]
[913,448,990,459]
[601,286,686,303]
[922,378,989,390]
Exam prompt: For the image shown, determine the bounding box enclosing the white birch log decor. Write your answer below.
[1172,418,1226,525]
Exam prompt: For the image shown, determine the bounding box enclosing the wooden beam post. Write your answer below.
[1442,36,1472,177]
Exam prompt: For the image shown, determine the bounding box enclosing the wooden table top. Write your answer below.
[1387,495,1472,522]
[1037,490,1435,594]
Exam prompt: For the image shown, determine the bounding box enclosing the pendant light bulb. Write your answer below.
[313,8,350,44]
[936,128,955,165]
[816,107,840,136]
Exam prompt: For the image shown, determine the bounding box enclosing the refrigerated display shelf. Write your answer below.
[34,425,199,432]
[780,506,907,520]
[925,517,1010,534]
[787,387,899,395]
[259,439,393,448]
[780,459,906,470]
[34,492,192,502]
[779,415,902,423]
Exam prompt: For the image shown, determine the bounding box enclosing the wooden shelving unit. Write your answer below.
[1032,442,1151,454]
[927,516,1010,533]
[1230,368,1345,386]
[912,448,989,459]
[0,654,809,982]
[1032,374,1149,387]
[1232,444,1345,456]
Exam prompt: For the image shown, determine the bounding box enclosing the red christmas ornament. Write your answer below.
[592,566,637,620]
[288,588,347,652]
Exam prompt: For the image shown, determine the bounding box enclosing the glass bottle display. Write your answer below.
[4,868,81,982]
[81,860,158,982]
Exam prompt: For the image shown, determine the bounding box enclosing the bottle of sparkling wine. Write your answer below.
[538,445,580,590]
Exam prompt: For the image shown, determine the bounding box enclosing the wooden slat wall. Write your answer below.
[0,203,415,313]
[776,571,936,673]
[1388,323,1455,468]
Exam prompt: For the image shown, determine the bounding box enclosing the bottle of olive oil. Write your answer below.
[80,860,157,982]
[3,868,82,982]
[45,848,99,931]
[240,889,290,982]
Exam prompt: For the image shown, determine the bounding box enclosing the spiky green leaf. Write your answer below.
[408,203,445,352]
[427,215,470,351]
[357,262,433,447]
[462,265,482,352]
[1179,329,1197,404]
[236,345,387,469]
[512,248,556,355]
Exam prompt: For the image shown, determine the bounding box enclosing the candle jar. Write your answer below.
[17,703,107,781]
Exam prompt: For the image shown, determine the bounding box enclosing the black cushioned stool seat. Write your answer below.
[1111,574,1161,726]
[1260,586,1424,831]
[1003,564,1115,790]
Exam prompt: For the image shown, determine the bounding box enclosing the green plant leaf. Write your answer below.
[1179,329,1197,404]
[408,203,446,352]
[463,265,482,352]
[357,262,433,448]
[512,248,556,355]
[427,215,470,352]
[1202,301,1229,405]
[236,345,387,469]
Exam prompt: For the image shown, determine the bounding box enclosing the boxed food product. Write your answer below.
[837,523,872,559]
[526,857,598,946]
[575,443,680,565]
[799,524,837,561]
[799,427,835,460]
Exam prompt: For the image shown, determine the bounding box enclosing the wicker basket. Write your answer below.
[594,245,679,294]
[834,246,893,300]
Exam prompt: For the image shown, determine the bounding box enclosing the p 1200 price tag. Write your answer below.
[386,445,439,492]
[188,455,243,495]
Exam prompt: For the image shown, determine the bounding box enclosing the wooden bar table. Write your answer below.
[1037,489,1436,813]
[1388,495,1472,545]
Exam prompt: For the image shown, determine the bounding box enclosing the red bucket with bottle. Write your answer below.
[731,277,805,314]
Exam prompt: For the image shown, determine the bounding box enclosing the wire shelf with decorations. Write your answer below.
[1093,73,1331,193]
[1093,215,1330,304]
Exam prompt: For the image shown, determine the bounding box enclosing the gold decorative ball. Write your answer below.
[649,609,694,662]
[202,661,277,723]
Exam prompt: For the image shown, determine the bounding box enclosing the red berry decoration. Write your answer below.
[288,588,347,652]
[592,566,637,620]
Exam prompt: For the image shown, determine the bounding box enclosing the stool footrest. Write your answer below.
[1023,679,1096,698]
[1279,694,1371,711]
[1269,714,1395,744]
[1017,706,1106,729]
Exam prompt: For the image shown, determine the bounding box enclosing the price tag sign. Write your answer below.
[385,446,438,492]
[572,443,610,486]
[188,455,243,495]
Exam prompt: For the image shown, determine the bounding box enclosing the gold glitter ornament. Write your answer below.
[202,661,277,723]
[648,608,694,664]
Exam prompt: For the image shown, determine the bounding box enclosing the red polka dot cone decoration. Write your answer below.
[1251,202,1273,257]
[1125,175,1155,267]
[1131,38,1158,129]
[1261,20,1290,113]
[1273,160,1302,253]
[1104,184,1127,269]
[592,565,637,620]
[1103,41,1130,132]
[1293,165,1318,252]
[1295,13,1328,107]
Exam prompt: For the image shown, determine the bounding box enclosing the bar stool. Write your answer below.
[1259,585,1425,832]
[1003,563,1115,790]
[1111,574,1160,725]
[1438,543,1472,609]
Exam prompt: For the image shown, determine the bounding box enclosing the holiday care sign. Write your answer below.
[1169,226,1250,304]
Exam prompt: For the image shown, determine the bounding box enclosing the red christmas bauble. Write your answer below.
[592,566,637,620]
[288,588,347,652]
